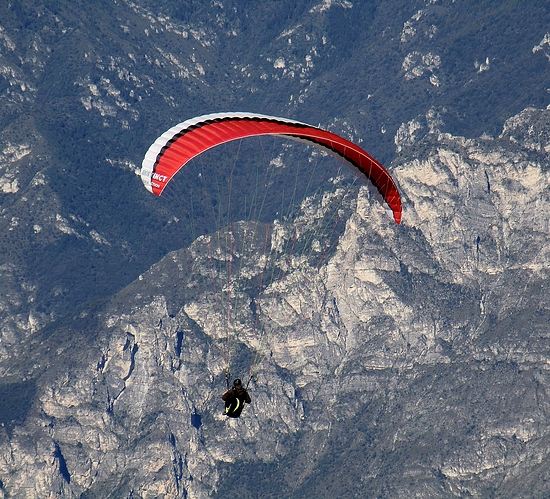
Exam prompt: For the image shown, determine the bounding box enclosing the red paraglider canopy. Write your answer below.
[141,112,401,223]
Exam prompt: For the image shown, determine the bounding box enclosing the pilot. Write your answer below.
[222,378,251,418]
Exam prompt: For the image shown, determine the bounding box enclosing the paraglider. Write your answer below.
[141,112,402,417]
[141,112,402,224]
[222,378,252,418]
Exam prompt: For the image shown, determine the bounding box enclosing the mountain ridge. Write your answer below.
[1,1,550,497]
[2,104,550,497]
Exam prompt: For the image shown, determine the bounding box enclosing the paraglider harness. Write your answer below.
[223,370,252,418]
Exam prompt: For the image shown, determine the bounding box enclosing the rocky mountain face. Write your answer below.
[1,0,550,498]
[1,106,550,498]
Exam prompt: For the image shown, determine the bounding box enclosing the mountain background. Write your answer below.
[1,0,550,497]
